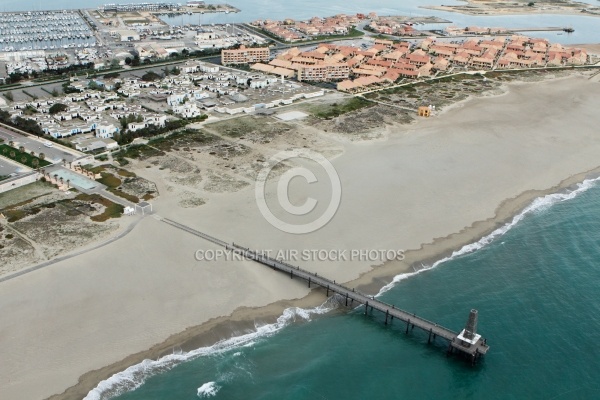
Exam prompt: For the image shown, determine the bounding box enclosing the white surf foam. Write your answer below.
[377,177,600,296]
[197,382,220,398]
[84,301,336,400]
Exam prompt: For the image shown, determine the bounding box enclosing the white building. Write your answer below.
[167,93,188,106]
[172,103,201,118]
[95,123,119,138]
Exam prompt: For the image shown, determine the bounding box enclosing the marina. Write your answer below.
[0,10,95,52]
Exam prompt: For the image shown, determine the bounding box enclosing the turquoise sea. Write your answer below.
[85,178,600,399]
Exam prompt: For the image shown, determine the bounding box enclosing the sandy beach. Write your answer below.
[1,74,600,400]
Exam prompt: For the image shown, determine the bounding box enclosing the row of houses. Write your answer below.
[422,35,588,69]
[250,13,364,42]
[109,60,325,117]
[2,83,168,151]
[251,35,590,92]
[252,40,432,84]
[165,62,324,114]
[445,26,510,36]
[367,18,419,36]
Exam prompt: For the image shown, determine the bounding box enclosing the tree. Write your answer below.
[21,156,27,163]
[24,105,38,115]
[32,159,39,168]
[104,72,120,79]
[528,2,535,6]
[39,153,45,161]
[125,57,132,65]
[182,49,189,57]
[8,140,14,147]
[88,81,105,91]
[3,91,14,101]
[9,150,15,158]
[30,151,35,157]
[18,146,25,153]
[51,88,59,97]
[49,103,69,115]
[0,109,10,122]
[2,148,7,155]
[141,71,161,82]
[132,55,141,67]
[13,116,43,136]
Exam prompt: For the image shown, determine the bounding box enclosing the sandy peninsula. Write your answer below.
[1,74,600,400]
[422,0,600,17]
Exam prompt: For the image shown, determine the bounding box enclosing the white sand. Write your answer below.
[1,75,600,399]
[276,111,308,121]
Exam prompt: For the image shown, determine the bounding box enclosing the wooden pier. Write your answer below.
[162,218,490,363]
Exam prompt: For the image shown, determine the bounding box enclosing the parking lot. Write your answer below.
[0,156,26,177]
[0,127,83,164]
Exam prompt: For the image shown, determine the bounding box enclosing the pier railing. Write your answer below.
[162,218,489,361]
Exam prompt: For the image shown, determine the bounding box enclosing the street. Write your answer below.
[0,127,82,164]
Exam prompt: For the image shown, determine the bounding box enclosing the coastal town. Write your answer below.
[0,3,597,239]
[0,3,598,266]
[1,1,600,400]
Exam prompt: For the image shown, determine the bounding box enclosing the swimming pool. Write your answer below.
[51,169,97,190]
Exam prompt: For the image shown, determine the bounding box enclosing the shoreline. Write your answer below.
[420,5,600,18]
[53,165,600,400]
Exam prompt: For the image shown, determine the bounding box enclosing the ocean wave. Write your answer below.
[377,176,600,296]
[84,301,336,400]
[197,382,220,398]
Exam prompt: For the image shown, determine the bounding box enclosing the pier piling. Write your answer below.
[160,218,490,363]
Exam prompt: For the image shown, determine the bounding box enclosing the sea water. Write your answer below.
[86,178,600,399]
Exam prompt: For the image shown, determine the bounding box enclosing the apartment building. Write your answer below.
[297,63,350,82]
[221,45,270,65]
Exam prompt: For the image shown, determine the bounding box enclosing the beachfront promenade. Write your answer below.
[161,217,490,363]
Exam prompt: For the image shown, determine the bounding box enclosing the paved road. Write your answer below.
[0,214,144,284]
[0,155,28,176]
[0,127,80,164]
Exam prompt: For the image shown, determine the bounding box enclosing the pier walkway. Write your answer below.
[162,217,490,362]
